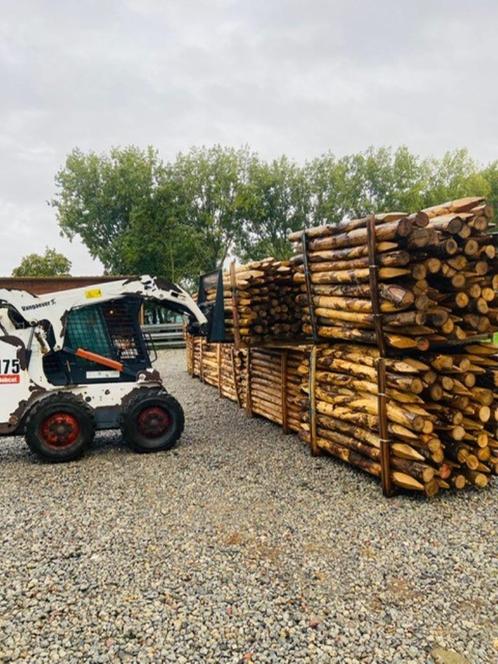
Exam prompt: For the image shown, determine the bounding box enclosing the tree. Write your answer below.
[480,160,498,212]
[306,146,431,224]
[51,146,165,274]
[305,152,350,225]
[169,145,252,272]
[118,178,201,287]
[51,143,496,285]
[422,149,491,207]
[12,248,71,277]
[51,144,251,282]
[237,156,310,261]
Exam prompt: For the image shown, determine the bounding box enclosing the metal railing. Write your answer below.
[142,323,185,348]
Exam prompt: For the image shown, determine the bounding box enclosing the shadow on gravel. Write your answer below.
[90,430,128,453]
[0,430,130,465]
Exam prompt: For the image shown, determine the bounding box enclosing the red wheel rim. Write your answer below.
[40,412,80,448]
[137,406,171,439]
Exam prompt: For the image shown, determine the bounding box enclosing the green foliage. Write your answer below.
[237,156,310,261]
[422,149,491,207]
[52,144,498,285]
[12,247,71,277]
[306,146,430,223]
[478,160,498,212]
[52,146,164,273]
[52,144,252,283]
[119,179,200,287]
[169,145,252,272]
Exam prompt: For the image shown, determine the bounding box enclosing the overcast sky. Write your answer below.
[1,0,497,275]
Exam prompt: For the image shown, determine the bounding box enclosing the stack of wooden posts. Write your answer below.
[203,258,300,345]
[186,336,306,433]
[289,197,498,350]
[186,335,498,495]
[245,347,305,432]
[296,343,497,496]
[461,343,498,475]
[185,196,497,497]
[186,335,247,405]
[185,332,197,375]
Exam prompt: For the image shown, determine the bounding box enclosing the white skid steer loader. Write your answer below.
[0,275,208,462]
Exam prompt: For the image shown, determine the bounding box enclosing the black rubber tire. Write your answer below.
[120,388,185,453]
[25,393,95,463]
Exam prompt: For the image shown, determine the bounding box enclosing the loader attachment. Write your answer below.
[196,270,228,343]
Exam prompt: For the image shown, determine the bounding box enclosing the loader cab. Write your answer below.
[43,297,153,386]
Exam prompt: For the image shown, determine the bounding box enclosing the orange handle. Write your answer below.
[75,348,124,372]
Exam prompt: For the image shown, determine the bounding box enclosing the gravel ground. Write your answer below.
[0,349,496,664]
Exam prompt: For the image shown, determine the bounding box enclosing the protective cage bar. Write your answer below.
[43,298,150,385]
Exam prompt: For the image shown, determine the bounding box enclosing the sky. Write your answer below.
[1,0,497,275]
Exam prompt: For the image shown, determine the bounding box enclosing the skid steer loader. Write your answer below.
[0,275,208,462]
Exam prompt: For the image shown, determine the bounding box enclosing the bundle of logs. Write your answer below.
[186,336,497,495]
[186,336,306,433]
[297,343,498,495]
[186,336,247,405]
[245,346,305,432]
[185,196,498,496]
[203,258,301,346]
[462,342,498,476]
[289,197,498,350]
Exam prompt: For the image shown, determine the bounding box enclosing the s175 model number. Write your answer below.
[0,359,21,383]
[1,359,20,374]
